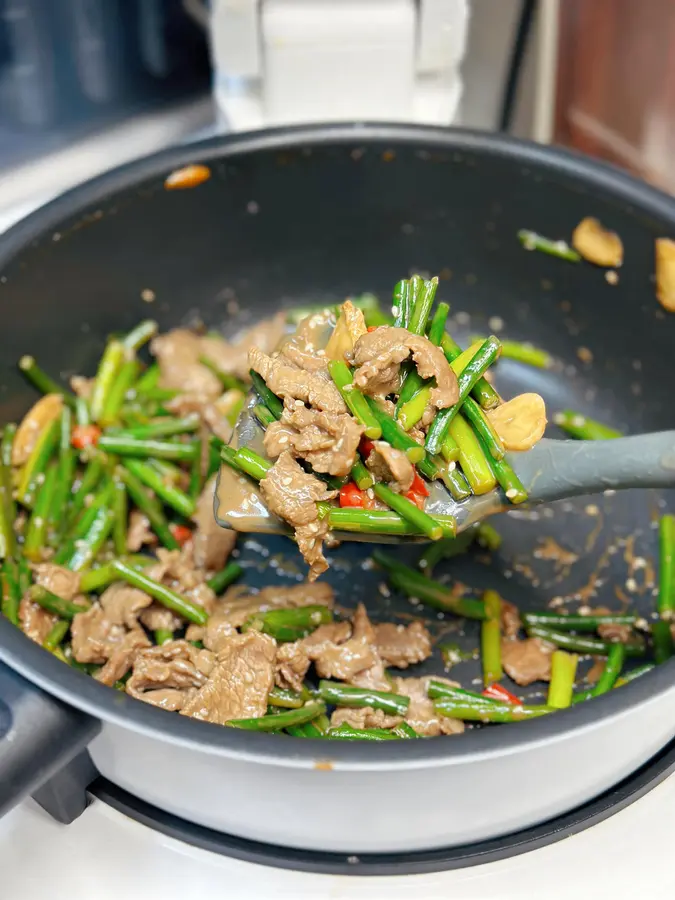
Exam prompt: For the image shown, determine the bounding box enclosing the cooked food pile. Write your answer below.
[222,276,547,580]
[0,285,669,740]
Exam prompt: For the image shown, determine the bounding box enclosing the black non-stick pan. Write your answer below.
[0,124,674,854]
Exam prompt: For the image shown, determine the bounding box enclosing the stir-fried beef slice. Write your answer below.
[373,620,432,668]
[312,603,380,682]
[151,318,286,401]
[501,600,522,640]
[32,563,81,601]
[192,475,237,571]
[208,581,334,629]
[180,631,277,725]
[348,658,391,691]
[249,347,346,415]
[303,621,352,654]
[295,520,332,581]
[71,582,154,665]
[126,510,158,552]
[408,426,426,445]
[275,620,351,690]
[138,548,216,633]
[127,640,215,711]
[201,313,287,381]
[275,641,311,692]
[313,637,379,681]
[590,606,634,643]
[151,329,223,400]
[501,637,553,686]
[18,596,57,645]
[264,405,364,478]
[281,338,330,373]
[96,630,153,686]
[101,582,154,628]
[152,547,217,609]
[366,441,415,493]
[260,452,337,528]
[392,676,465,736]
[259,451,336,579]
[202,581,334,655]
[351,327,459,412]
[331,707,402,730]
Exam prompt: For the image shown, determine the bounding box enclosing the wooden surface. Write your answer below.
[555,0,675,192]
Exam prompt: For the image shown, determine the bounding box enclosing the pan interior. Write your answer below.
[0,131,672,712]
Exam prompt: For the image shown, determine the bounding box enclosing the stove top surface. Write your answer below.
[2,742,675,898]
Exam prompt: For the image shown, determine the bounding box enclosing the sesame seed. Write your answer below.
[141,288,156,303]
[626,578,637,592]
[282,477,293,486]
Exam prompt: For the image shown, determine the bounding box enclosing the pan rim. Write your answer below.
[1,121,675,768]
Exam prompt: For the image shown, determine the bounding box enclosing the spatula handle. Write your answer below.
[509,433,675,503]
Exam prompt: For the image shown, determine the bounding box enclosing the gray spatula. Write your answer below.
[215,398,675,543]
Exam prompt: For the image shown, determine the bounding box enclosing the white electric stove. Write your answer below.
[2,752,675,900]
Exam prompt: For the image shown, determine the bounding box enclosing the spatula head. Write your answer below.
[214,392,510,544]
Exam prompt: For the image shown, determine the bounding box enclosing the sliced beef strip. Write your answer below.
[126,510,157,552]
[295,520,332,582]
[313,638,379,681]
[348,658,391,691]
[314,603,381,683]
[18,596,57,645]
[501,637,554,686]
[32,563,81,601]
[373,620,432,668]
[501,600,522,640]
[205,581,334,629]
[191,475,237,571]
[151,317,286,400]
[590,606,634,643]
[201,313,286,381]
[331,707,402,730]
[139,547,217,633]
[275,641,312,692]
[350,327,459,412]
[96,630,153,686]
[249,347,346,415]
[365,441,415,493]
[71,581,153,668]
[264,405,363,478]
[127,640,215,711]
[181,631,277,725]
[281,339,330,373]
[151,329,223,400]
[392,676,465,736]
[259,451,337,580]
[278,620,354,687]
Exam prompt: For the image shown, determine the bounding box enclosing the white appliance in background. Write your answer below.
[210,0,469,130]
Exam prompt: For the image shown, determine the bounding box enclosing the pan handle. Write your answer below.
[0,661,101,819]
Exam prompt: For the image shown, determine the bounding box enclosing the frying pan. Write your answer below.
[0,124,674,855]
